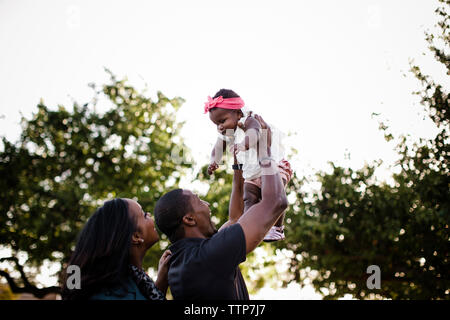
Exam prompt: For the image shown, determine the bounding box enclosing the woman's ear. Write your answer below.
[131,232,144,245]
[182,214,196,227]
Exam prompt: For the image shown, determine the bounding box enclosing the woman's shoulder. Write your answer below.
[89,277,147,300]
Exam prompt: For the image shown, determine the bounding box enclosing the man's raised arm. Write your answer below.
[237,115,288,254]
[218,154,244,232]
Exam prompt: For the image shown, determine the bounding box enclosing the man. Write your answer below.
[154,115,288,300]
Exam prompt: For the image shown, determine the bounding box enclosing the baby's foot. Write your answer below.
[263,226,285,242]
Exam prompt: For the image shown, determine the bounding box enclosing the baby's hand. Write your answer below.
[207,162,219,175]
[229,143,246,155]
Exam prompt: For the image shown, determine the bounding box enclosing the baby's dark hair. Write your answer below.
[213,89,240,99]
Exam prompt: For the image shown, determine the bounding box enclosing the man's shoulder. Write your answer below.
[169,237,202,253]
[170,224,245,254]
[215,222,244,237]
[206,223,246,254]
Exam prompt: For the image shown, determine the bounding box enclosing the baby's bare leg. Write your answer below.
[243,183,261,213]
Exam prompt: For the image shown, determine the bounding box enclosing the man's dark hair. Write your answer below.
[154,189,193,243]
[213,89,240,99]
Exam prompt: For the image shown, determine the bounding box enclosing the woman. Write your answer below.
[61,198,171,300]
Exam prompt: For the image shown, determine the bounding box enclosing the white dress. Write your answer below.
[218,106,285,181]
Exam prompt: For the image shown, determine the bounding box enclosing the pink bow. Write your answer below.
[203,96,245,114]
[204,96,224,113]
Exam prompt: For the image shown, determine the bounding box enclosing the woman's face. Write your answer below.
[126,199,159,248]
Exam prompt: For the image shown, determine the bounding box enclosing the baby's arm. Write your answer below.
[208,138,226,175]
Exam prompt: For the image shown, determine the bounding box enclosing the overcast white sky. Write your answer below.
[1,0,447,174]
[0,0,448,299]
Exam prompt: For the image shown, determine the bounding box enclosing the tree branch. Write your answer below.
[0,257,61,298]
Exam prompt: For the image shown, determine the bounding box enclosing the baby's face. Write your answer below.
[209,108,241,135]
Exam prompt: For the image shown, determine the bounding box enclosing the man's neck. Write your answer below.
[183,228,208,239]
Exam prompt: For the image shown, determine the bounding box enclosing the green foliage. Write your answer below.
[0,70,191,293]
[276,0,449,299]
[280,163,448,299]
[1,1,448,300]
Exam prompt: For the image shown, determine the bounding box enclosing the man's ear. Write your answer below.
[182,214,196,227]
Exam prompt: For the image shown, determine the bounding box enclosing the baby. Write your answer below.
[204,89,293,242]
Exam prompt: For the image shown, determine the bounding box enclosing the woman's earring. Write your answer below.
[139,239,144,243]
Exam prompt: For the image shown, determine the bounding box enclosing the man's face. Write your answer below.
[183,190,217,237]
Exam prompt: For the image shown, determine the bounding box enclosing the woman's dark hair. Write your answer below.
[154,189,192,243]
[213,89,240,99]
[61,198,137,300]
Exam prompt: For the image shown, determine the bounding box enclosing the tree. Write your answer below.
[0,70,191,298]
[181,2,449,300]
[277,0,449,299]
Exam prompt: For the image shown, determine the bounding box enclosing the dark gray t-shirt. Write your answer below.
[168,223,249,300]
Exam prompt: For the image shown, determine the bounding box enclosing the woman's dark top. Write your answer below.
[90,266,165,300]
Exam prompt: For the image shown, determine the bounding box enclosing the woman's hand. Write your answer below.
[155,250,172,295]
[158,249,172,272]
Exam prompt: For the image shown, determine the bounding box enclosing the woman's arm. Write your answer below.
[154,250,171,296]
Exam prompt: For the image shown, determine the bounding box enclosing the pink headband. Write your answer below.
[204,96,245,114]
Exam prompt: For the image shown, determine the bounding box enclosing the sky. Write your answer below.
[0,0,448,299]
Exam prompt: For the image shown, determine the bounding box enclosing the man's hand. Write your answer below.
[207,161,219,175]
[253,114,272,156]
